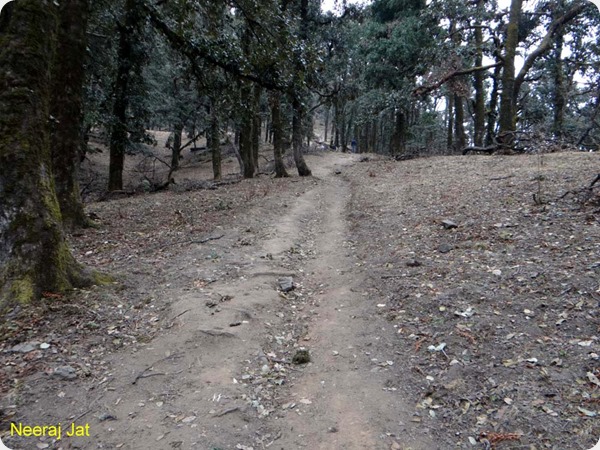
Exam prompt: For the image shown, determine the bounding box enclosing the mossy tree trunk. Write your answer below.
[552,31,565,139]
[287,0,312,176]
[497,0,523,145]
[473,1,486,147]
[50,0,90,229]
[0,1,91,309]
[270,93,289,178]
[291,96,312,176]
[485,62,501,146]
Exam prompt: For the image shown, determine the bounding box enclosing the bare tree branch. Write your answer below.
[513,2,589,97]
[413,63,502,97]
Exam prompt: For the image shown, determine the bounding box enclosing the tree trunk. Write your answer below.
[473,3,486,147]
[292,96,312,176]
[108,0,138,191]
[370,119,377,153]
[210,106,222,180]
[50,0,90,229]
[339,104,347,152]
[239,82,255,178]
[498,0,523,144]
[252,84,262,173]
[0,1,91,308]
[324,105,330,143]
[344,106,355,152]
[485,62,502,146]
[332,105,338,147]
[552,31,565,139]
[271,94,289,178]
[447,93,454,149]
[170,122,183,171]
[391,108,407,155]
[454,95,467,151]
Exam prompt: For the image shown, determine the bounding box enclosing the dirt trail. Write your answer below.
[3,152,429,450]
[96,153,426,449]
[4,150,599,450]
[266,160,433,450]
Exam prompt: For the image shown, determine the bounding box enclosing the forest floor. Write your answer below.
[1,143,599,450]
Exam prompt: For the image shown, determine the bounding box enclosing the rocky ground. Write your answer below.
[0,147,599,450]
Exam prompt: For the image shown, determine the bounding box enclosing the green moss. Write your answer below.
[92,271,116,286]
[10,276,35,304]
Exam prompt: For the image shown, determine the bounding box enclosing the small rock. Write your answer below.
[328,426,338,433]
[428,343,447,352]
[278,277,294,293]
[441,219,458,229]
[53,366,77,381]
[437,243,453,254]
[334,169,342,175]
[98,412,117,421]
[406,259,422,267]
[181,416,196,423]
[229,321,242,327]
[10,342,38,353]
[292,349,310,365]
[391,442,401,450]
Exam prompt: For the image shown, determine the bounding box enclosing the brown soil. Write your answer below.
[1,147,599,450]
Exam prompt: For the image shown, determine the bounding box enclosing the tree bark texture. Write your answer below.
[210,106,222,180]
[447,93,454,149]
[0,1,90,308]
[292,97,312,176]
[271,94,289,178]
[552,30,565,138]
[485,61,502,146]
[170,122,183,171]
[498,0,523,143]
[473,4,486,147]
[252,84,262,173]
[108,0,138,191]
[454,95,467,151]
[391,109,407,155]
[50,0,90,229]
[239,81,255,178]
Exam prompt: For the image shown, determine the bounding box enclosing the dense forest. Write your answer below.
[0,0,599,305]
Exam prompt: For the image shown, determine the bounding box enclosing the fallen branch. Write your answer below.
[166,309,191,328]
[171,309,190,321]
[132,353,181,384]
[198,329,236,338]
[195,234,225,244]
[158,234,225,251]
[213,407,240,417]
[490,175,514,181]
[462,145,497,155]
